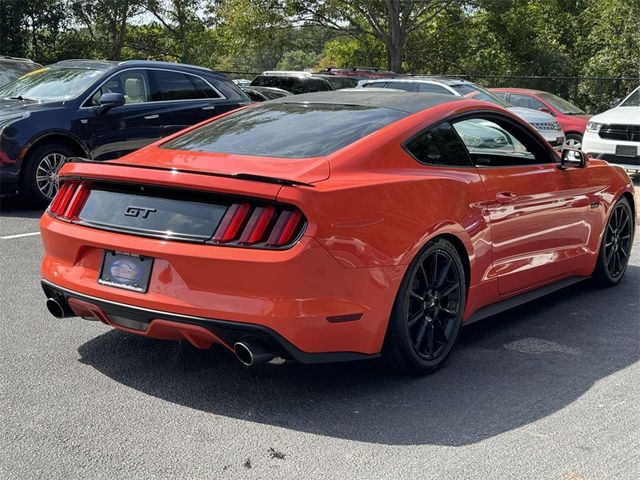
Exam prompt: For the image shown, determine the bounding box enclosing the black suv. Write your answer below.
[0,59,250,204]
[0,56,42,87]
[249,71,359,95]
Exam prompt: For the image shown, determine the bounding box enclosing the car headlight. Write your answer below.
[0,113,29,135]
[586,121,602,133]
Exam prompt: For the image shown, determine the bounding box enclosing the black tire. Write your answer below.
[21,142,72,207]
[564,133,583,150]
[593,197,634,287]
[381,238,467,375]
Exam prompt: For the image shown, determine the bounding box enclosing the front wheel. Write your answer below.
[564,134,583,150]
[21,143,72,206]
[593,197,634,286]
[381,238,466,375]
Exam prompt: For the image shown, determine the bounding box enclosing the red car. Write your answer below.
[490,88,591,149]
[40,91,635,375]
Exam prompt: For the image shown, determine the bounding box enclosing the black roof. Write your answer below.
[272,90,462,114]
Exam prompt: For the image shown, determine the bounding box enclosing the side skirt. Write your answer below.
[464,276,589,325]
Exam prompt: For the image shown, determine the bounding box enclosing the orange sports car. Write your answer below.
[40,91,636,375]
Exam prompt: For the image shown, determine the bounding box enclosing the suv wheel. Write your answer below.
[22,143,72,206]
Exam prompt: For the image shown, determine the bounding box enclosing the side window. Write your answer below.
[386,82,417,92]
[405,122,473,167]
[363,82,385,89]
[150,70,206,101]
[308,78,332,92]
[418,83,452,95]
[508,93,546,111]
[190,76,221,98]
[89,70,150,106]
[452,118,547,166]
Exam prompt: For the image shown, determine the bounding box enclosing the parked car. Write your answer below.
[40,90,634,375]
[490,88,591,149]
[582,86,640,174]
[249,71,358,94]
[232,78,252,87]
[0,59,250,204]
[240,85,292,102]
[359,77,566,149]
[316,67,399,79]
[0,56,42,87]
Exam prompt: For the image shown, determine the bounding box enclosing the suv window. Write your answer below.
[308,78,333,92]
[418,83,452,95]
[151,70,217,101]
[250,75,308,95]
[405,122,473,167]
[89,70,150,106]
[386,82,418,92]
[452,117,547,166]
[508,93,546,111]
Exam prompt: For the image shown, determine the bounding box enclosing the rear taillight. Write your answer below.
[212,202,305,248]
[48,181,90,221]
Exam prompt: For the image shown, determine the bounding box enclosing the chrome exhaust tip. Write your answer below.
[233,341,275,367]
[45,297,74,318]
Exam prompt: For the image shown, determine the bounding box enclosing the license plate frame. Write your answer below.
[98,250,154,293]
[616,145,638,158]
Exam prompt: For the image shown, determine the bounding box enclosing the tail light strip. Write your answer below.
[213,203,304,247]
[48,181,90,221]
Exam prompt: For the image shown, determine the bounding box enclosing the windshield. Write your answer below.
[450,83,512,108]
[162,103,407,158]
[620,87,640,107]
[0,63,39,86]
[0,67,103,102]
[537,92,585,114]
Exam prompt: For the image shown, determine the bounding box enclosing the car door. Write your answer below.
[147,69,233,138]
[75,69,164,160]
[452,114,593,295]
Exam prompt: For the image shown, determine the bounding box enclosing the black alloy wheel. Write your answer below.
[594,197,634,286]
[382,238,466,375]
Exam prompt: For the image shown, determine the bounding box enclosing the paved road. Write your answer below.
[1,184,639,480]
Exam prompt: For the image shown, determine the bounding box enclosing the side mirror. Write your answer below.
[97,92,125,114]
[559,148,587,169]
[539,107,555,116]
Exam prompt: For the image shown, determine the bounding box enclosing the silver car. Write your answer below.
[358,77,565,149]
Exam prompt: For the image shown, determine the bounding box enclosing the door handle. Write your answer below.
[201,106,216,111]
[496,192,518,204]
[144,114,159,120]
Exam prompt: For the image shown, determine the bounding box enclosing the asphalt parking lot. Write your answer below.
[1,182,639,480]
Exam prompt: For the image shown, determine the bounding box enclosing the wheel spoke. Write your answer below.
[435,256,451,289]
[426,323,435,354]
[419,264,430,289]
[414,321,427,349]
[618,213,629,233]
[439,282,459,298]
[409,291,424,301]
[440,306,457,316]
[605,246,615,267]
[431,252,439,289]
[408,310,423,327]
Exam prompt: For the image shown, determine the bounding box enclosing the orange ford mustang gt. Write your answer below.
[40,91,636,374]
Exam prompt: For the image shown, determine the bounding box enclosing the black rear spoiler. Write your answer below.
[68,157,315,187]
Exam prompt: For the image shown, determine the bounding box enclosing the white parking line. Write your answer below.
[1,232,41,240]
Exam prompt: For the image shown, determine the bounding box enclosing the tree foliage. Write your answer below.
[0,0,638,110]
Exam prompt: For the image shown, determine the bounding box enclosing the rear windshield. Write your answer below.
[162,103,407,158]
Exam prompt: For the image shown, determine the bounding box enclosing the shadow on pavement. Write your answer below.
[0,196,43,219]
[78,265,639,446]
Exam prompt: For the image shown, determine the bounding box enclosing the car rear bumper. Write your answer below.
[40,213,404,359]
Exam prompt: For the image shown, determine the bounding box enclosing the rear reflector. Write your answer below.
[48,181,90,221]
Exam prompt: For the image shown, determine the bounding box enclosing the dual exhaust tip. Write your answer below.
[233,341,276,367]
[46,297,74,319]
[47,297,277,367]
